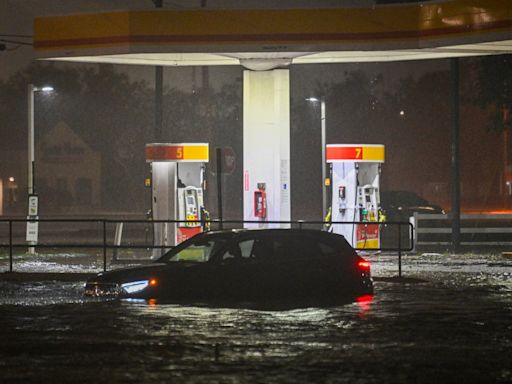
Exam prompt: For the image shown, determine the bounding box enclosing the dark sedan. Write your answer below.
[84,228,373,308]
[381,190,445,222]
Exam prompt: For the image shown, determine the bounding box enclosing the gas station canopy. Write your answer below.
[34,0,511,68]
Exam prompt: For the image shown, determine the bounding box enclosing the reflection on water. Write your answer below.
[1,257,511,383]
[355,294,374,316]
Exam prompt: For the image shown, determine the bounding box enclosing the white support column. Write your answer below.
[151,162,177,256]
[243,69,290,227]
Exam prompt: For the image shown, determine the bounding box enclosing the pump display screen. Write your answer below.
[187,196,195,205]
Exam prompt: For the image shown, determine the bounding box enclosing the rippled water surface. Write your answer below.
[1,253,511,383]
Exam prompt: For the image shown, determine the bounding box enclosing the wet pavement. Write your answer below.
[0,251,511,383]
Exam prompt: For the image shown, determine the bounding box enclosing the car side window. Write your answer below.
[172,240,218,262]
[250,237,274,261]
[317,240,338,257]
[239,239,255,259]
[272,238,290,259]
[219,239,256,263]
[291,235,320,259]
[220,243,241,262]
[268,234,319,261]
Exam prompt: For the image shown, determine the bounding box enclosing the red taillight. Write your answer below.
[149,278,158,287]
[356,294,374,303]
[357,258,370,271]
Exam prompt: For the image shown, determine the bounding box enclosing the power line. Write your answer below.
[0,38,32,46]
[0,34,32,38]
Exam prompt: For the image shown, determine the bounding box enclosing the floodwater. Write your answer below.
[1,253,511,383]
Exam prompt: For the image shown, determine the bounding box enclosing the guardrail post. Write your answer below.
[409,221,415,254]
[9,220,13,273]
[103,220,107,272]
[113,222,123,261]
[398,222,402,278]
[410,214,417,253]
[216,147,224,230]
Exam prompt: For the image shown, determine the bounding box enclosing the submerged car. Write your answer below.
[84,228,373,307]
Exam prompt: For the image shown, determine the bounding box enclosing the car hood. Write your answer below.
[383,204,443,213]
[408,205,444,213]
[88,262,175,284]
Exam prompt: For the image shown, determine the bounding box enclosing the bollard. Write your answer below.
[103,220,107,272]
[398,222,402,278]
[113,222,124,261]
[9,220,13,273]
[216,148,223,230]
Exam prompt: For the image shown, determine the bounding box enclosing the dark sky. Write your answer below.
[1,0,149,81]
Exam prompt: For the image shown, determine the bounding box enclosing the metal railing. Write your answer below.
[413,213,512,248]
[0,218,414,276]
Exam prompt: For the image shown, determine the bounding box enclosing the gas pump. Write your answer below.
[146,143,209,257]
[357,185,379,222]
[178,186,203,227]
[326,144,385,249]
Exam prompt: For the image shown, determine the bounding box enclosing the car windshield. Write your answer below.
[158,236,228,263]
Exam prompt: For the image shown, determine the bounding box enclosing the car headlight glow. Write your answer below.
[121,280,149,293]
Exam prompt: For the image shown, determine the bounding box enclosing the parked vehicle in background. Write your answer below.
[85,228,373,308]
[381,190,445,222]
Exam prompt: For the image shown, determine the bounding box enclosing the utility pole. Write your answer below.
[451,58,461,250]
[153,0,163,141]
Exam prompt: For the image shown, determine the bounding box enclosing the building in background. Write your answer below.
[0,151,23,216]
[35,122,101,213]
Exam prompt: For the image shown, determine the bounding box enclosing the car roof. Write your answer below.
[200,228,344,240]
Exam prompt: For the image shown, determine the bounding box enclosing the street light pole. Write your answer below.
[153,0,163,141]
[27,84,53,254]
[28,84,35,196]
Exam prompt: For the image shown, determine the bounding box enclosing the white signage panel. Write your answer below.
[26,220,39,242]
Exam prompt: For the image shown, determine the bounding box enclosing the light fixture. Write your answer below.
[121,280,149,293]
[34,85,54,92]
